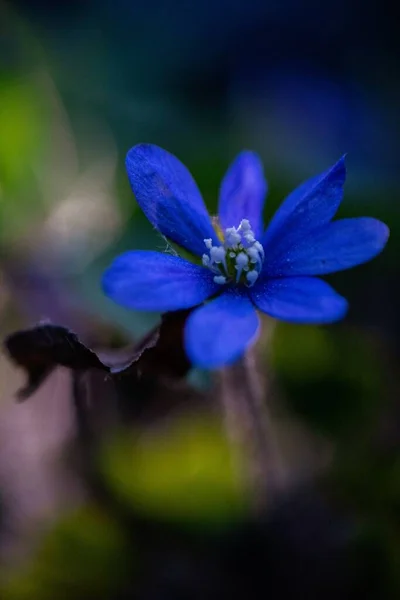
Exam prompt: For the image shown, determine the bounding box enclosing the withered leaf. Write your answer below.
[4,323,109,400]
[4,310,191,400]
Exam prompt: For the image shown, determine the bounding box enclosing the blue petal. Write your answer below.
[126,144,218,256]
[265,218,389,277]
[250,277,348,324]
[218,151,267,238]
[261,156,346,264]
[185,289,259,368]
[102,251,219,312]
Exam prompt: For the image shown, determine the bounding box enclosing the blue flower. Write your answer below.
[102,144,389,369]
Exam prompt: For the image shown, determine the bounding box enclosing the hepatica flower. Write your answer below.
[102,145,389,369]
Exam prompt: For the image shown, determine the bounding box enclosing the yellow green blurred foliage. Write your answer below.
[1,506,132,600]
[0,79,45,187]
[100,413,251,528]
[0,75,49,241]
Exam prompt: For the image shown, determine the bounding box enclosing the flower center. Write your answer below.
[202,219,264,287]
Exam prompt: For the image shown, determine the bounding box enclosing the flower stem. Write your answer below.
[219,345,286,506]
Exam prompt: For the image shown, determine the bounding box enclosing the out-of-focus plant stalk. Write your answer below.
[219,341,286,508]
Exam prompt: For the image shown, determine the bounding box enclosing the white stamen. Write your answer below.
[247,246,261,264]
[225,227,241,247]
[210,246,227,273]
[235,252,249,268]
[210,246,225,263]
[202,254,210,266]
[235,252,249,282]
[214,275,227,285]
[202,219,264,288]
[246,270,259,286]
[254,241,264,258]
[239,219,251,232]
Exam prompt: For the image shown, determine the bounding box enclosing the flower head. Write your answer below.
[102,144,389,369]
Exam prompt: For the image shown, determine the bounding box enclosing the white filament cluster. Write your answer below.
[202,219,264,287]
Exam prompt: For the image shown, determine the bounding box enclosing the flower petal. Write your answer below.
[218,151,267,238]
[265,217,389,277]
[102,251,219,312]
[250,277,348,324]
[185,289,259,368]
[261,156,346,262]
[126,144,218,256]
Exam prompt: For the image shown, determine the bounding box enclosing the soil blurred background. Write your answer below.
[0,1,399,598]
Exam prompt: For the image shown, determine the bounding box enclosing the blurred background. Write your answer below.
[0,0,399,598]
